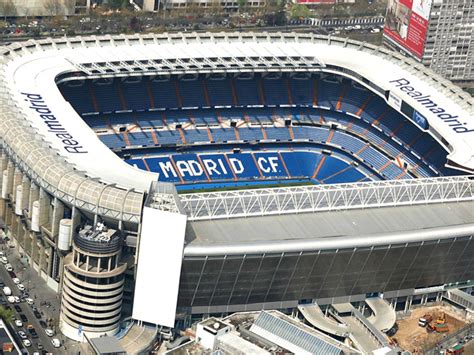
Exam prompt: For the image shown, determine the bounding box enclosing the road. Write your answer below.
[0,249,55,354]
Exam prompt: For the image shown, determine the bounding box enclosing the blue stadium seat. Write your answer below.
[60,83,95,114]
[98,134,125,149]
[234,78,260,106]
[290,78,313,105]
[93,81,122,113]
[239,127,264,141]
[121,80,151,111]
[265,127,291,140]
[318,79,341,109]
[262,78,289,106]
[206,79,234,106]
[340,85,369,114]
[179,79,207,108]
[150,79,180,109]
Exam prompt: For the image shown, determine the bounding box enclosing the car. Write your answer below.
[0,280,5,287]
[51,338,60,348]
[18,330,27,339]
[0,298,6,305]
[4,263,12,272]
[17,284,25,291]
[22,339,31,347]
[45,328,54,337]
[8,271,16,278]
[26,298,34,305]
[0,256,7,264]
[28,328,38,339]
[2,286,11,296]
[14,305,21,312]
[13,296,20,303]
[19,314,27,322]
[37,343,43,350]
[33,310,41,319]
[12,278,20,284]
[7,296,15,303]
[39,320,47,328]
[14,319,22,327]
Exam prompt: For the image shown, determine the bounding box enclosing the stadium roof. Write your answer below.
[184,200,474,254]
[0,32,473,220]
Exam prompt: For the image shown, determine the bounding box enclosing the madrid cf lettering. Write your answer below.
[128,153,290,183]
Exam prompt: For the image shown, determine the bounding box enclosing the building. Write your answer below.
[170,311,360,354]
[0,32,472,342]
[0,319,22,354]
[383,0,474,83]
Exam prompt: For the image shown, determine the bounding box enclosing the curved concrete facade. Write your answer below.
[59,243,126,341]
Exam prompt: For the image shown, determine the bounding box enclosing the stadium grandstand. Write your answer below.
[0,32,473,343]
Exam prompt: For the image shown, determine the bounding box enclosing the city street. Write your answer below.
[0,243,58,354]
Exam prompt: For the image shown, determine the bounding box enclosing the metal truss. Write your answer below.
[72,55,324,78]
[181,176,474,221]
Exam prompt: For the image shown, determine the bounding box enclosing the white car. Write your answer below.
[51,338,61,348]
[12,278,20,284]
[4,263,12,272]
[7,296,15,303]
[14,319,22,327]
[0,256,7,264]
[13,296,20,303]
[45,328,54,337]
[17,284,25,291]
[18,330,27,339]
[26,298,34,305]
[22,339,32,347]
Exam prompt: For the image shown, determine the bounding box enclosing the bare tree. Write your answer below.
[0,0,17,20]
[44,0,64,16]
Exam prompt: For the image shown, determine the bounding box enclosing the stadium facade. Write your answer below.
[0,32,473,342]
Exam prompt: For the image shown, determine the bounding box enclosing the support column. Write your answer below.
[51,198,64,239]
[38,188,50,232]
[12,167,22,202]
[0,155,8,217]
[1,161,14,200]
[28,183,39,220]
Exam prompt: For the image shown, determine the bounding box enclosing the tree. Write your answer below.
[0,0,17,20]
[237,0,247,13]
[44,0,64,16]
[0,306,14,324]
[290,3,310,19]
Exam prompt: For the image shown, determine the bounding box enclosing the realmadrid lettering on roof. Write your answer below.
[21,93,88,154]
[390,78,473,134]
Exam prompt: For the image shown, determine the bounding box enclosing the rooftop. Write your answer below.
[184,200,474,254]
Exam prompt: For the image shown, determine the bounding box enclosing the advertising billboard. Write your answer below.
[384,0,433,59]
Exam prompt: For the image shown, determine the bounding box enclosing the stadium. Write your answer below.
[0,32,473,343]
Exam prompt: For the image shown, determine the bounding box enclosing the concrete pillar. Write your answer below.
[51,198,64,238]
[38,188,50,230]
[0,155,7,193]
[15,175,30,216]
[1,161,14,200]
[28,183,39,219]
[0,156,8,217]
[12,168,22,202]
[404,296,410,312]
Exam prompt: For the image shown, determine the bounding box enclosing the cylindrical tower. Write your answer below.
[59,223,126,342]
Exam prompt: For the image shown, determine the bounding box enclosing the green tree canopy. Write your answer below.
[290,3,311,19]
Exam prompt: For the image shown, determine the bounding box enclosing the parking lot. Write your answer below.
[0,240,62,354]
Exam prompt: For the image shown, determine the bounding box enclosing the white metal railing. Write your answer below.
[180,176,474,221]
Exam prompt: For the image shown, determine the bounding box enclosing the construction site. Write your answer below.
[394,305,470,353]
